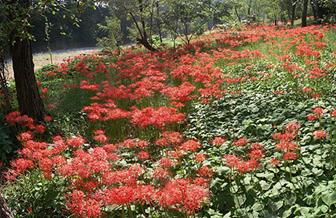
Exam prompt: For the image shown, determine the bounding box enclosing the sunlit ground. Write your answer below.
[5,47,98,79]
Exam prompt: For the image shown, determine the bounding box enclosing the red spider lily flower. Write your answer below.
[311,93,321,99]
[224,154,241,168]
[237,159,259,173]
[94,129,105,135]
[136,151,150,160]
[233,137,248,146]
[312,107,324,116]
[67,191,102,218]
[66,136,85,148]
[198,166,213,178]
[285,121,300,133]
[161,82,195,102]
[307,114,319,121]
[34,124,46,134]
[272,132,296,142]
[309,68,326,79]
[303,87,313,93]
[130,107,185,129]
[156,131,183,146]
[248,148,264,160]
[5,112,35,128]
[182,184,209,214]
[269,157,281,166]
[18,131,33,142]
[179,139,202,152]
[211,136,226,146]
[43,115,53,122]
[41,87,48,94]
[105,186,136,205]
[195,153,207,162]
[159,157,175,168]
[313,130,327,139]
[122,139,149,149]
[5,111,21,125]
[135,185,156,204]
[275,142,298,152]
[194,177,208,186]
[283,152,298,160]
[5,158,34,180]
[251,143,263,150]
[93,134,108,143]
[152,167,170,179]
[156,179,209,214]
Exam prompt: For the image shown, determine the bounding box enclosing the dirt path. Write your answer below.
[5,47,99,79]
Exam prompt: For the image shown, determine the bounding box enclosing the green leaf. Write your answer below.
[260,180,271,191]
[252,203,264,212]
[322,192,336,206]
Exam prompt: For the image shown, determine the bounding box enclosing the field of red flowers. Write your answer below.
[2,25,336,217]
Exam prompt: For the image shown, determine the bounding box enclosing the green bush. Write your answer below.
[0,113,16,163]
[2,170,69,218]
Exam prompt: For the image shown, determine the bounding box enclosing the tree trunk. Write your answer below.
[136,37,157,51]
[129,0,157,52]
[247,0,253,16]
[156,1,163,43]
[302,0,309,27]
[311,0,318,20]
[291,1,297,26]
[10,0,46,121]
[0,194,13,218]
[234,6,241,22]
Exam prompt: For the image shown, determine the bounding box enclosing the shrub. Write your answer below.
[2,170,69,218]
[0,113,16,163]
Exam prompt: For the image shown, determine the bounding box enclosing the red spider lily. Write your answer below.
[152,167,170,179]
[18,131,33,142]
[312,107,324,116]
[307,114,319,121]
[130,107,185,129]
[66,136,85,148]
[156,179,209,214]
[161,82,196,103]
[43,115,53,122]
[272,132,296,142]
[179,139,202,152]
[233,137,248,146]
[269,157,281,166]
[275,142,298,152]
[283,152,298,161]
[122,138,149,149]
[302,87,313,93]
[195,153,207,162]
[155,131,183,147]
[224,154,259,174]
[159,157,175,168]
[248,148,264,160]
[285,121,300,134]
[198,166,213,178]
[211,136,226,146]
[137,151,150,160]
[313,130,327,139]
